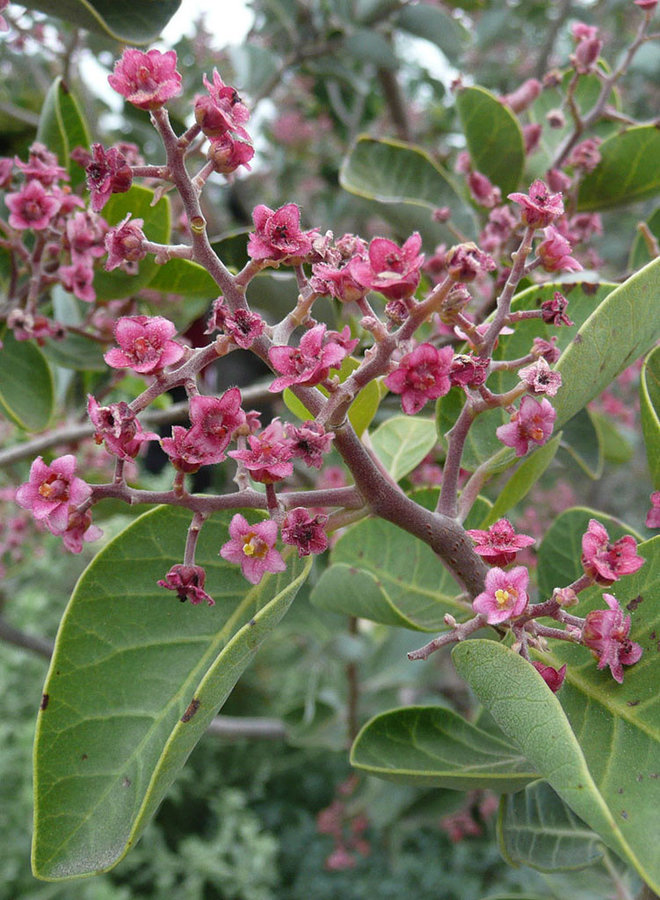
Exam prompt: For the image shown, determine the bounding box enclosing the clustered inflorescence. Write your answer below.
[6,3,657,689]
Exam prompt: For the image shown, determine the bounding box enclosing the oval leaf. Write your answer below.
[455,85,525,195]
[25,0,182,44]
[36,77,90,190]
[351,706,538,791]
[370,416,437,482]
[32,506,311,880]
[578,126,660,211]
[394,5,470,62]
[640,346,660,489]
[481,434,561,527]
[0,329,54,431]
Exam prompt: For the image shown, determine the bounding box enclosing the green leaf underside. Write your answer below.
[578,126,660,211]
[640,346,660,488]
[351,706,537,791]
[146,258,218,299]
[310,516,468,630]
[93,187,171,302]
[0,328,54,431]
[559,408,603,479]
[370,416,437,482]
[32,506,311,880]
[451,639,658,889]
[25,0,181,43]
[36,77,90,191]
[498,781,605,872]
[394,4,470,62]
[339,136,475,238]
[455,86,525,195]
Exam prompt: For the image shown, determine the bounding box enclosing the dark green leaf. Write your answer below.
[395,5,470,62]
[32,506,311,879]
[0,329,54,431]
[36,77,90,191]
[481,434,561,526]
[578,126,660,211]
[499,781,605,872]
[455,86,525,194]
[640,346,660,488]
[344,29,398,70]
[558,408,603,479]
[351,706,538,791]
[24,0,181,44]
[589,410,634,466]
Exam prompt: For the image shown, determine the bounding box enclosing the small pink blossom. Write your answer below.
[571,31,603,74]
[501,78,542,113]
[247,203,317,263]
[445,242,496,282]
[350,233,424,300]
[537,226,582,272]
[496,396,556,456]
[467,171,501,208]
[161,426,215,473]
[582,593,643,683]
[206,299,265,349]
[66,210,108,263]
[108,48,182,110]
[635,0,658,10]
[531,661,567,692]
[518,358,562,397]
[220,514,286,585]
[59,261,95,303]
[540,291,574,327]
[523,123,543,156]
[158,564,215,606]
[207,132,254,174]
[581,519,645,585]
[104,213,147,271]
[286,421,334,469]
[281,508,329,557]
[532,335,561,363]
[310,257,367,303]
[88,396,158,461]
[385,343,453,415]
[86,143,133,212]
[7,310,64,344]
[567,138,602,173]
[195,69,250,139]
[60,507,103,554]
[104,314,184,374]
[229,419,294,484]
[16,455,92,535]
[508,179,564,229]
[449,353,490,388]
[6,179,60,230]
[268,323,353,392]
[472,566,529,624]
[187,388,246,462]
[645,492,660,528]
[466,518,535,567]
[15,142,67,186]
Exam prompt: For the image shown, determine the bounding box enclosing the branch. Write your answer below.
[0,617,54,660]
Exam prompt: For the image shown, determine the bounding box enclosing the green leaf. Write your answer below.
[394,5,470,62]
[455,86,525,195]
[283,356,380,437]
[146,258,218,300]
[351,706,538,791]
[589,409,634,466]
[310,515,468,630]
[498,781,605,872]
[93,186,171,302]
[24,0,181,43]
[36,77,90,190]
[537,506,643,600]
[369,416,437,482]
[343,29,398,70]
[0,329,54,431]
[578,126,660,211]
[41,332,107,371]
[640,346,660,488]
[452,636,659,890]
[339,136,476,240]
[229,44,279,96]
[559,408,603,479]
[32,506,311,880]
[554,259,660,428]
[436,387,509,473]
[480,434,561,527]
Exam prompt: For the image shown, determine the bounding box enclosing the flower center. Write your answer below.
[495,587,517,609]
[38,473,68,502]
[242,533,268,559]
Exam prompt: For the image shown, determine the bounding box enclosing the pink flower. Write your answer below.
[310,257,368,304]
[286,421,334,469]
[467,171,501,208]
[466,518,535,567]
[508,179,564,229]
[540,292,574,327]
[582,593,643,683]
[66,210,108,263]
[158,564,215,606]
[567,138,602,173]
[7,310,64,344]
[86,143,133,212]
[501,78,542,113]
[229,419,294,484]
[523,123,542,156]
[194,69,250,139]
[108,48,182,110]
[581,519,645,585]
[206,299,265,349]
[268,323,353,392]
[472,566,529,624]
[220,514,286,585]
[16,455,92,535]
[88,396,158,461]
[385,343,454,415]
[247,203,317,263]
[207,132,254,174]
[445,242,496,282]
[104,315,184,375]
[635,0,658,10]
[187,388,246,463]
[5,179,60,230]
[536,226,582,272]
[350,233,424,300]
[161,425,216,473]
[59,261,96,303]
[449,354,490,388]
[496,395,556,456]
[531,661,567,692]
[532,336,561,363]
[60,507,103,554]
[571,31,603,74]
[518,358,562,397]
[281,508,329,557]
[104,214,147,271]
[645,491,660,528]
